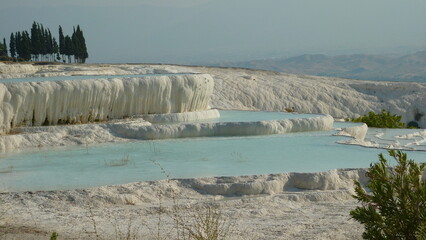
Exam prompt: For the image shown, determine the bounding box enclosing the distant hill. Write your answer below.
[211,51,426,82]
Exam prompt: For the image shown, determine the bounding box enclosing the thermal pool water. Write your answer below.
[0,71,425,193]
[0,110,425,192]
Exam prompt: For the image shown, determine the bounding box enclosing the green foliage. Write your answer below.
[350,150,426,240]
[4,21,88,63]
[9,33,16,59]
[50,232,58,240]
[72,25,89,63]
[351,109,406,128]
[416,223,426,240]
[0,38,7,57]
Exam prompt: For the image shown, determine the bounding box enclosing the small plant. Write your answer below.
[104,155,130,167]
[50,232,58,240]
[351,109,406,128]
[176,205,231,240]
[0,165,14,174]
[350,150,426,240]
[151,160,232,240]
[285,107,295,113]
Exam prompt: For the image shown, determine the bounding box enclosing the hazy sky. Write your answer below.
[1,0,425,63]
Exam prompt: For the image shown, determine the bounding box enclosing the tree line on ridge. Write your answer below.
[0,21,88,63]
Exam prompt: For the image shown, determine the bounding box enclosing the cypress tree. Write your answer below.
[0,38,7,57]
[15,32,22,60]
[6,22,88,63]
[38,23,44,60]
[46,29,53,61]
[58,25,65,61]
[40,24,47,60]
[3,38,7,55]
[36,23,43,60]
[79,25,88,63]
[52,37,60,61]
[71,27,80,63]
[64,35,72,63]
[30,21,38,61]
[21,31,32,61]
[0,43,4,57]
[0,41,5,57]
[9,33,16,60]
[74,25,88,63]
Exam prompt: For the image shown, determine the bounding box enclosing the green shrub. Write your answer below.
[50,232,58,240]
[351,109,405,128]
[350,150,426,240]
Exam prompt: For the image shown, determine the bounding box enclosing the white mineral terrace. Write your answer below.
[0,110,333,151]
[1,62,425,128]
[0,73,214,134]
[0,63,425,239]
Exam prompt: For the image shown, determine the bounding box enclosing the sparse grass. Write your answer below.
[153,156,232,240]
[82,206,142,240]
[110,217,142,240]
[175,205,231,240]
[148,141,161,154]
[0,165,14,174]
[87,207,101,240]
[231,151,245,163]
[79,201,231,240]
[104,155,130,167]
[11,141,233,240]
[85,141,89,154]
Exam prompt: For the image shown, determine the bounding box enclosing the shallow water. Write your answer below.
[1,127,425,192]
[202,110,320,123]
[0,111,425,192]
[365,128,426,151]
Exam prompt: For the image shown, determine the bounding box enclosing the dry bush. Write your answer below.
[173,205,232,240]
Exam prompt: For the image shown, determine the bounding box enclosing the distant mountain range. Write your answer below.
[210,51,426,82]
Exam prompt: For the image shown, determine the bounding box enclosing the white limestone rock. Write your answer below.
[0,74,214,134]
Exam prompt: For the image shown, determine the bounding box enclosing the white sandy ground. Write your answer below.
[0,170,368,240]
[0,63,425,239]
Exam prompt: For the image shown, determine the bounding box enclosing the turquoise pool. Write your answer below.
[0,111,424,192]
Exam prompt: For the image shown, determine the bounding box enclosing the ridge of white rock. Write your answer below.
[107,114,334,140]
[0,74,214,134]
[334,123,380,148]
[1,63,425,152]
[335,124,426,150]
[198,66,426,128]
[0,63,197,79]
[0,124,120,151]
[0,113,332,151]
[0,168,367,239]
[2,63,425,128]
[335,123,368,141]
[0,63,37,75]
[396,129,426,140]
[187,168,369,196]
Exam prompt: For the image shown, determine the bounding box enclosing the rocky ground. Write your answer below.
[0,171,365,239]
